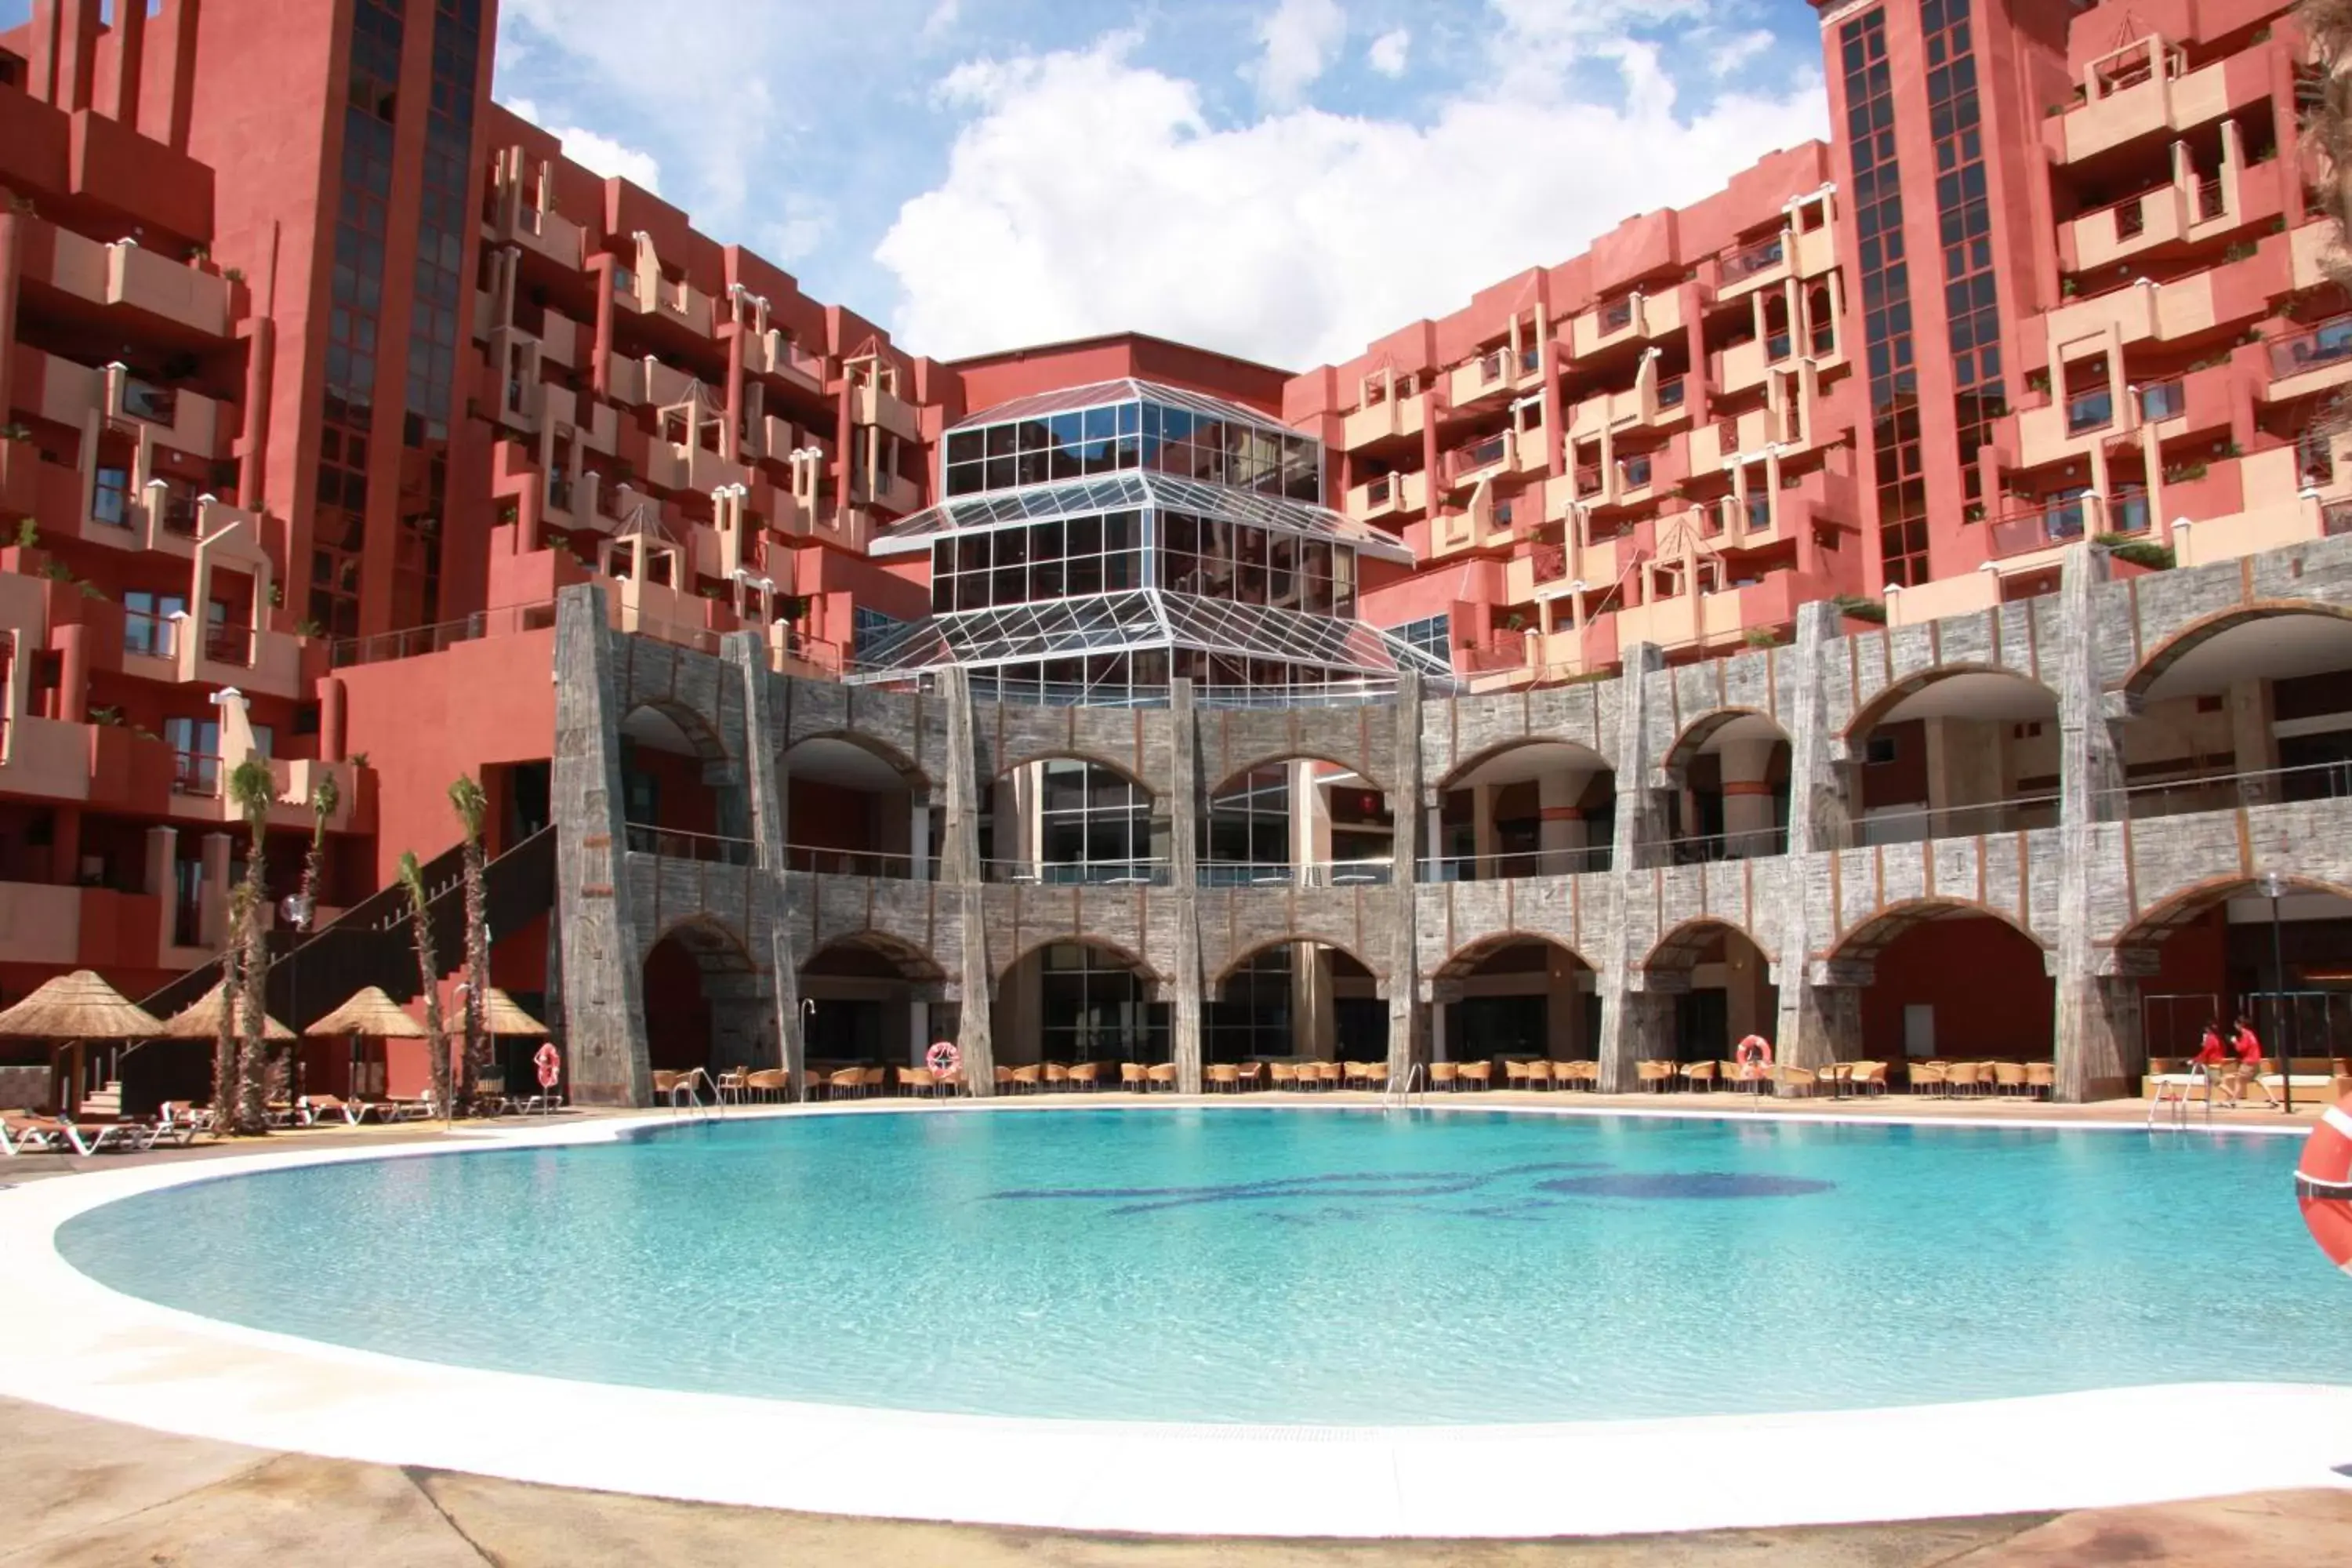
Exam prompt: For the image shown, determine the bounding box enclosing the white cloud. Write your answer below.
[1244,0,1347,108]
[502,97,663,192]
[920,0,960,43]
[877,14,1827,368]
[1367,27,1411,79]
[1707,28,1776,76]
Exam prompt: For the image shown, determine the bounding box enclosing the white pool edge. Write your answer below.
[2,1102,2346,1540]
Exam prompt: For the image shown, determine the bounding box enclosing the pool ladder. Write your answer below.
[2147,1063,2214,1129]
[1382,1062,1426,1113]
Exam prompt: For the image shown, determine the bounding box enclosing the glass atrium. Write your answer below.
[848,379,1446,705]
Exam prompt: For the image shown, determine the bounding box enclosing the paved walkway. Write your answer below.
[3,1394,2348,1566]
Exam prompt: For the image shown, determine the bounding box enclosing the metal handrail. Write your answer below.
[623,823,758,865]
[1382,1061,1424,1111]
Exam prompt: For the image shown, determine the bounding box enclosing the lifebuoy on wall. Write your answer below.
[925,1039,962,1077]
[2296,1094,2352,1276]
[533,1042,561,1090]
[1734,1035,1773,1076]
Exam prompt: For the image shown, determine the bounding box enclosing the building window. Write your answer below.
[931,511,1144,612]
[942,397,1319,503]
[1208,946,1294,1063]
[852,605,906,657]
[1036,759,1152,882]
[1039,943,1166,1063]
[1385,614,1452,662]
[124,591,188,658]
[1923,0,2005,512]
[1203,764,1290,883]
[1842,9,1929,589]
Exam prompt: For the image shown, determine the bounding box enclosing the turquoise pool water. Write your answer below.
[56,1108,2352,1425]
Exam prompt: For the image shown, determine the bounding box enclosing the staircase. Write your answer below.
[136,826,557,1034]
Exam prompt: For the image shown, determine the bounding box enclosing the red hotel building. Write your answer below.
[2,0,2349,1099]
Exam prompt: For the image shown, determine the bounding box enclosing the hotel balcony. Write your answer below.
[0,884,165,971]
[1611,570,1822,655]
[1570,288,1686,358]
[1713,230,1791,306]
[1344,468,1428,525]
[853,379,921,443]
[492,197,587,272]
[641,436,750,498]
[1717,334,1797,397]
[1339,387,1428,453]
[612,262,713,337]
[1417,494,1531,561]
[2054,39,2268,165]
[2063,159,2278,274]
[748,333,829,400]
[169,612,303,703]
[853,466,921,516]
[1446,343,1542,410]
[35,223,235,339]
[1439,428,1519,492]
[2260,313,2352,404]
[2038,243,2285,358]
[11,350,229,458]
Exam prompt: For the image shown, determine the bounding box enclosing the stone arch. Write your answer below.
[1436,927,1599,978]
[1641,915,1775,974]
[2108,871,2352,959]
[641,913,765,1078]
[782,728,927,791]
[1824,897,2047,966]
[1212,932,1384,990]
[993,932,1162,989]
[622,697,731,761]
[1840,662,2059,746]
[1436,735,1611,793]
[2122,601,2352,702]
[1659,706,1787,783]
[991,747,1157,795]
[1207,753,1385,800]
[801,929,946,984]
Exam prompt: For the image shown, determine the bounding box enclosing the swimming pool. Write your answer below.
[54,1106,2352,1426]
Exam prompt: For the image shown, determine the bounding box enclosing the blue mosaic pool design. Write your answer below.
[56,1108,2352,1425]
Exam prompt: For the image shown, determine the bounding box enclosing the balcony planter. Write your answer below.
[0,543,52,577]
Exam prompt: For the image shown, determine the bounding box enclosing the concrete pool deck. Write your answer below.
[2,1096,2347,1544]
[5,1392,2352,1566]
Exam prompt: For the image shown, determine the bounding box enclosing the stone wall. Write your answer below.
[550,535,2352,1104]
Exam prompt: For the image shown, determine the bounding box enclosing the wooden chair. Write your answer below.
[1849,1061,1889,1095]
[994,1065,1016,1091]
[1207,1064,1240,1093]
[1145,1062,1179,1091]
[1268,1061,1300,1091]
[1994,1062,2028,1097]
[1342,1060,1373,1090]
[1043,1062,1071,1091]
[1363,1061,1390,1091]
[897,1065,938,1096]
[1236,1062,1264,1092]
[744,1069,787,1102]
[1679,1060,1719,1093]
[1907,1060,1948,1098]
[827,1066,866,1100]
[2024,1061,2055,1099]
[1635,1060,1677,1093]
[859,1065,890,1096]
[1010,1065,1044,1092]
[1503,1058,1532,1090]
[1120,1061,1148,1091]
[1429,1061,1459,1091]
[1456,1060,1492,1091]
[1771,1063,1816,1098]
[1066,1062,1101,1091]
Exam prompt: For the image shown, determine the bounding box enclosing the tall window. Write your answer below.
[1208,946,1294,1062]
[1203,765,1290,884]
[1842,8,1929,588]
[1385,613,1451,662]
[1036,760,1153,882]
[1039,944,1165,1062]
[1924,0,2003,510]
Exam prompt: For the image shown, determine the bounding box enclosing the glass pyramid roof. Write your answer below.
[870,471,1413,563]
[951,377,1292,434]
[845,589,1454,684]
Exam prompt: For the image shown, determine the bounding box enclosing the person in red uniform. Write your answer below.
[2193,1020,2228,1067]
[2223,1015,2278,1107]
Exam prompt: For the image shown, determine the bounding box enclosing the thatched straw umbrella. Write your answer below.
[0,970,165,1114]
[479,987,549,1038]
[306,986,432,1105]
[162,980,295,1042]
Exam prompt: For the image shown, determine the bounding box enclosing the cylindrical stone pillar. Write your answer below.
[1718,737,1779,858]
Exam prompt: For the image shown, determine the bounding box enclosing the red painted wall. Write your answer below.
[642,936,709,1072]
[1860,915,2056,1059]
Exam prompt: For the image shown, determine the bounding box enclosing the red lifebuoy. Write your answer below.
[533,1042,561,1090]
[925,1040,961,1077]
[2296,1094,2352,1276]
[1735,1035,1773,1073]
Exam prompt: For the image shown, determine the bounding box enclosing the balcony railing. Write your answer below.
[1532,542,1569,583]
[2139,379,2185,421]
[1600,296,1635,333]
[2116,195,2146,238]
[2268,315,2352,378]
[784,844,927,879]
[124,611,179,659]
[157,488,199,538]
[1720,234,1786,284]
[203,621,255,666]
[1199,860,1395,888]
[2066,388,2114,433]
[1849,795,2059,848]
[172,750,220,797]
[1445,431,1508,477]
[2195,175,2226,221]
[1574,466,1602,498]
[327,602,556,668]
[1743,490,1772,532]
[1424,847,1612,880]
[623,822,757,865]
[1621,455,1653,489]
[2108,760,2352,822]
[1365,474,1392,506]
[122,378,180,425]
[1766,331,1791,362]
[1462,636,1534,673]
[983,858,1171,887]
[1657,375,1686,409]
[1635,828,1789,866]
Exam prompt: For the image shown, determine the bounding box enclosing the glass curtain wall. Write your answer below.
[1039,944,1167,1062]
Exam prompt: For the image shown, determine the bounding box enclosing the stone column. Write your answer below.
[551,584,652,1106]
[1773,600,1848,1076]
[2053,544,2129,1102]
[1717,738,1777,858]
[1386,669,1424,1083]
[1431,999,1448,1063]
[1537,767,1590,875]
[1595,642,1665,1092]
[1424,801,1444,877]
[728,630,801,1098]
[2228,678,2278,805]
[1168,677,1205,1094]
[941,666,996,1095]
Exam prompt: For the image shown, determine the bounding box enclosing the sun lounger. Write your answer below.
[299,1094,362,1126]
[1,1112,144,1155]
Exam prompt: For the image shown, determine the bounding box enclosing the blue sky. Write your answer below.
[9,1,1831,367]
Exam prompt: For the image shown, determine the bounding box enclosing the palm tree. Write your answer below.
[298,774,339,926]
[210,895,243,1129]
[226,756,276,1134]
[398,851,450,1121]
[448,775,490,1108]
